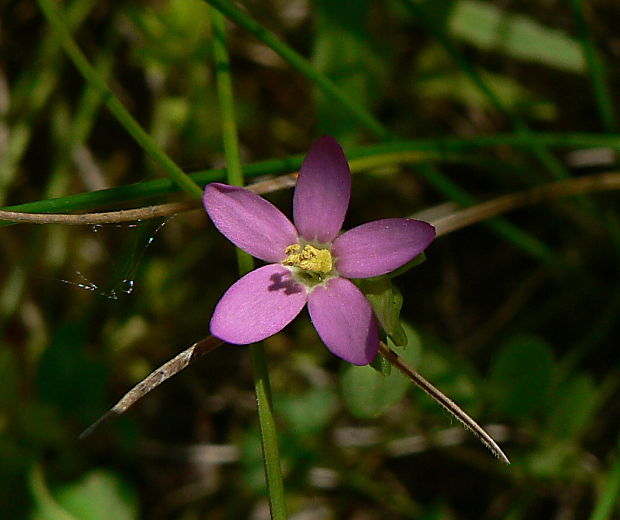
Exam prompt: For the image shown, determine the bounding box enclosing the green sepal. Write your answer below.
[370,347,392,375]
[356,277,408,347]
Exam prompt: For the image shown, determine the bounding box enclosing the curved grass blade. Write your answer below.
[80,335,222,439]
[379,342,510,464]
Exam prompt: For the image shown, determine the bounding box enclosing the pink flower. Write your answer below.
[203,136,435,365]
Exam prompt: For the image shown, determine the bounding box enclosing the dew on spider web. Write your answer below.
[120,278,135,295]
[58,270,115,299]
[57,216,176,299]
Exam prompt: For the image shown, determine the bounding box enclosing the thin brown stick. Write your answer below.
[379,342,510,464]
[432,171,620,237]
[0,173,298,225]
[0,200,200,225]
[79,335,222,439]
[2,170,620,229]
[84,333,512,464]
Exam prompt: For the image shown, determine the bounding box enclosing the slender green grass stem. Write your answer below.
[4,132,620,223]
[200,0,603,264]
[36,0,203,198]
[211,9,287,518]
[213,12,244,188]
[401,0,573,182]
[570,0,617,132]
[248,344,288,519]
[588,444,620,520]
[0,0,95,205]
[202,0,392,141]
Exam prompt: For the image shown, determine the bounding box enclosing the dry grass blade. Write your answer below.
[3,171,620,232]
[0,173,298,225]
[378,342,510,464]
[80,335,222,439]
[431,171,620,237]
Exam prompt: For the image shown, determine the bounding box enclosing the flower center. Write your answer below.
[283,244,333,274]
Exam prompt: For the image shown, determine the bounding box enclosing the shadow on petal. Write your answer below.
[210,264,308,345]
[268,271,304,295]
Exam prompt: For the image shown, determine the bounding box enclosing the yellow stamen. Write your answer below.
[283,244,332,274]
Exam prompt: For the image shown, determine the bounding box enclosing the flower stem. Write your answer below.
[248,344,287,519]
[211,8,287,518]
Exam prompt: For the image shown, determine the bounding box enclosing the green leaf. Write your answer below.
[37,321,108,422]
[487,335,555,420]
[341,325,421,418]
[31,468,137,520]
[356,277,407,347]
[276,387,337,437]
[56,471,137,520]
[370,350,392,376]
[416,45,557,121]
[546,374,596,441]
[29,465,78,520]
[449,0,585,73]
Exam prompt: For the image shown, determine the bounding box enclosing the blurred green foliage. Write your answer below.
[1,0,619,518]
[449,0,586,73]
[342,324,421,418]
[30,466,137,520]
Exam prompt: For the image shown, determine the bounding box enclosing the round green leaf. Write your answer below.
[488,335,555,420]
[341,325,421,418]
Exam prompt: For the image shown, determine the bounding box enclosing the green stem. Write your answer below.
[5,132,620,222]
[248,344,287,519]
[570,0,617,132]
[202,0,391,141]
[0,0,95,205]
[4,132,620,220]
[401,0,572,181]
[211,9,287,518]
[212,11,244,189]
[36,0,203,198]
[589,445,620,520]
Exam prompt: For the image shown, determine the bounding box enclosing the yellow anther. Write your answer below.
[283,243,332,274]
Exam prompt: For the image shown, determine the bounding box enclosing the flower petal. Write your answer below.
[293,136,351,244]
[307,277,378,365]
[204,183,298,263]
[210,264,308,344]
[332,218,435,278]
